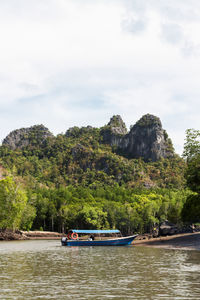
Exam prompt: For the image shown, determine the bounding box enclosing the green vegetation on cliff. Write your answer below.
[0,129,185,189]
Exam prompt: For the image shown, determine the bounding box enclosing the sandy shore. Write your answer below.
[134,232,200,250]
[21,231,63,239]
[0,230,64,240]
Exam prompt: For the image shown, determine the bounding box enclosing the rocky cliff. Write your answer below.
[124,114,174,161]
[101,114,174,161]
[100,115,127,147]
[2,124,53,150]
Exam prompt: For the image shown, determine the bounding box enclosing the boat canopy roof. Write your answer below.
[71,229,120,234]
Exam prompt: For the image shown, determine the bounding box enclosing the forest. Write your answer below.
[0,123,199,235]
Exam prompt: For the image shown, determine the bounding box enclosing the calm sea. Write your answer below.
[0,240,200,299]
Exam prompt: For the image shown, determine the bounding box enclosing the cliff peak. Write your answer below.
[3,124,53,150]
[134,114,162,129]
[107,115,127,135]
[126,114,174,161]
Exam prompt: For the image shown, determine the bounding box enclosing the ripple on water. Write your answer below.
[0,241,200,299]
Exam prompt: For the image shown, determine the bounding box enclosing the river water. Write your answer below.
[0,240,200,299]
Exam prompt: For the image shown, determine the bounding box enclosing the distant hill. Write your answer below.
[0,114,185,189]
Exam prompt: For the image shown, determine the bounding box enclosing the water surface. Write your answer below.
[0,240,200,299]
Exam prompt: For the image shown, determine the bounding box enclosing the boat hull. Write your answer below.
[61,235,137,246]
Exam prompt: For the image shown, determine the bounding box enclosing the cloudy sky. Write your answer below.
[0,0,200,154]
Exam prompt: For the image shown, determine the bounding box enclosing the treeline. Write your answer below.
[0,178,190,234]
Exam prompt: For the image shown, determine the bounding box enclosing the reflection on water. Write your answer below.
[0,240,200,299]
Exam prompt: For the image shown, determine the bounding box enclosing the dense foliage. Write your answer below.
[0,129,185,189]
[0,125,195,234]
[182,129,200,222]
[3,184,187,234]
[0,177,35,230]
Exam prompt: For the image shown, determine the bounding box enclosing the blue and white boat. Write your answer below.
[61,229,137,246]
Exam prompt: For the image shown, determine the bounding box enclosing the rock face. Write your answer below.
[107,115,128,135]
[159,221,178,236]
[3,125,53,150]
[101,115,127,147]
[101,114,174,162]
[124,114,174,161]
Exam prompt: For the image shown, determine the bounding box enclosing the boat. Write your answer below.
[61,229,137,246]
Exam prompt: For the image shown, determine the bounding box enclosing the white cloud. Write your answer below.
[0,0,200,155]
[161,23,183,45]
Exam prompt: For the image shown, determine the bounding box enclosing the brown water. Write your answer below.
[0,240,200,299]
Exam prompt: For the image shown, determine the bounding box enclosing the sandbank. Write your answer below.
[134,232,200,250]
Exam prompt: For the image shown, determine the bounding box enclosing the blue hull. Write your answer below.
[61,235,137,246]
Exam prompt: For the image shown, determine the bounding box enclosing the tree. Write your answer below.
[131,194,161,233]
[0,177,28,230]
[183,129,200,161]
[184,155,200,193]
[183,129,200,193]
[182,129,200,222]
[76,205,109,229]
[182,194,200,223]
[20,203,36,231]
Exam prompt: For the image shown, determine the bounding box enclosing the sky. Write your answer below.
[0,0,200,154]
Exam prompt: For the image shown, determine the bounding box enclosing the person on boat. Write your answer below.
[88,235,95,241]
